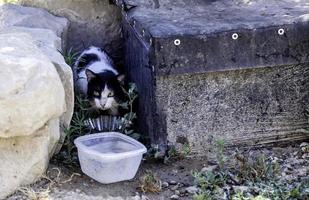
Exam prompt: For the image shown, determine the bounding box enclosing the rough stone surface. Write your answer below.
[15,0,122,55]
[0,4,73,151]
[0,3,69,44]
[0,32,65,138]
[156,64,309,153]
[123,0,309,37]
[0,27,73,136]
[0,119,60,199]
[122,0,309,154]
[0,4,72,198]
[0,32,65,199]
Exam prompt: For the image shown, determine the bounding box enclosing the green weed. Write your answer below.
[139,170,162,193]
[60,47,80,67]
[215,139,226,170]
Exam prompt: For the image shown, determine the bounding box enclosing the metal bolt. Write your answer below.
[278,28,285,35]
[174,39,181,46]
[232,33,238,40]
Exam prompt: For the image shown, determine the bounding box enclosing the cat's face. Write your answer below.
[86,69,125,115]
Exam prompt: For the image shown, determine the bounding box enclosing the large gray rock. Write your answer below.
[0,119,61,200]
[0,4,73,198]
[0,3,69,48]
[1,26,75,151]
[0,4,73,148]
[0,32,65,138]
[0,32,65,199]
[16,0,122,55]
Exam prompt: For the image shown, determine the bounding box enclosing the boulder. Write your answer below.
[15,0,122,54]
[0,3,68,46]
[0,119,60,199]
[0,4,72,198]
[0,32,65,138]
[1,26,75,151]
[0,3,73,151]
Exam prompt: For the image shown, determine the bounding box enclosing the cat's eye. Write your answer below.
[108,92,114,97]
[93,91,100,96]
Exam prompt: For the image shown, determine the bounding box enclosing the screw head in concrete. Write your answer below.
[232,33,239,40]
[174,39,181,46]
[278,28,285,35]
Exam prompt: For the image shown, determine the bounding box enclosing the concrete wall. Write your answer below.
[156,64,309,154]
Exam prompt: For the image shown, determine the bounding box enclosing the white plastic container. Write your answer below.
[74,132,147,184]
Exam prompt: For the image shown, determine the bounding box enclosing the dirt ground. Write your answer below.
[6,143,309,200]
[7,157,205,200]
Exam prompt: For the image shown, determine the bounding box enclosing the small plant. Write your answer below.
[139,170,162,193]
[191,146,309,200]
[164,142,192,163]
[60,47,80,67]
[253,179,309,200]
[215,139,226,170]
[18,187,51,200]
[118,83,140,139]
[193,192,212,200]
[56,95,91,165]
[234,151,280,182]
[182,142,192,156]
[192,170,227,190]
[232,191,249,200]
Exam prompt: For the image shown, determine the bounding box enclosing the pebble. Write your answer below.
[170,194,179,199]
[141,195,150,200]
[133,194,141,200]
[169,180,177,185]
[228,172,240,184]
[179,188,186,194]
[297,168,307,177]
[232,186,249,193]
[185,186,199,194]
[301,147,308,153]
[162,181,169,188]
[302,153,309,159]
[201,165,217,173]
[171,185,179,191]
[300,142,308,148]
[175,190,180,195]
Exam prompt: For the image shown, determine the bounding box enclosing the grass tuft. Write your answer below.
[139,170,162,193]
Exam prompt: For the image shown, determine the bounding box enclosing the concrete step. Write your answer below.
[115,0,309,155]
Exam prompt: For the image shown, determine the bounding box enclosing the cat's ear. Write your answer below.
[117,74,125,85]
[85,69,97,82]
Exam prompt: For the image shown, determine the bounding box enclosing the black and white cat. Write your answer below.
[74,46,125,115]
